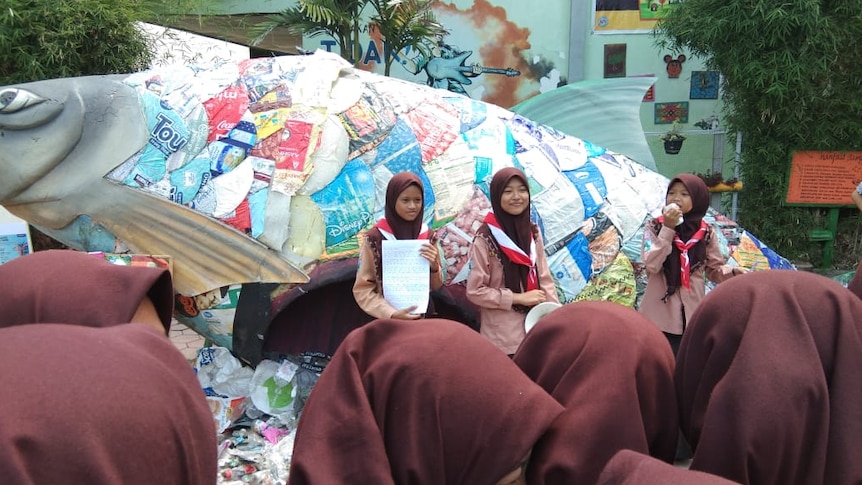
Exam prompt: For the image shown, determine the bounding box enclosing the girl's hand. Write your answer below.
[420,242,439,267]
[392,306,421,320]
[732,267,750,276]
[514,289,546,307]
[663,204,683,228]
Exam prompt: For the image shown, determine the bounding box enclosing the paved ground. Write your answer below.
[169,320,206,363]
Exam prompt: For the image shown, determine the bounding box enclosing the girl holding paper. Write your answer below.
[466,167,559,355]
[353,172,443,319]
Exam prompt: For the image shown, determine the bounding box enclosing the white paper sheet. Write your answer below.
[382,239,430,314]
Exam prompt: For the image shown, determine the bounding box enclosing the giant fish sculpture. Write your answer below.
[0,51,792,364]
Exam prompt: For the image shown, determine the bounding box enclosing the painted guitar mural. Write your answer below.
[426,52,521,86]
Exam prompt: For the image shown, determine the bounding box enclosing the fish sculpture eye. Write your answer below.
[0,88,45,113]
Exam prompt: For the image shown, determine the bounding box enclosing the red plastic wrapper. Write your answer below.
[203,85,250,142]
[219,198,252,235]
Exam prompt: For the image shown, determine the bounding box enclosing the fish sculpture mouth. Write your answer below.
[0,86,81,203]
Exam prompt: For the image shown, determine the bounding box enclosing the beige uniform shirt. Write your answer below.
[466,235,559,354]
[639,224,734,335]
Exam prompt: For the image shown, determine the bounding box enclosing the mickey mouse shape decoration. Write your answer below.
[664,54,686,78]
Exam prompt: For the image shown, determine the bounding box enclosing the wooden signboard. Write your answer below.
[785,150,862,206]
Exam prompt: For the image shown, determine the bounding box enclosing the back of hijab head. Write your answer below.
[383,171,425,240]
[677,270,862,485]
[0,323,217,484]
[0,249,174,332]
[287,318,564,485]
[514,301,678,484]
[597,450,741,485]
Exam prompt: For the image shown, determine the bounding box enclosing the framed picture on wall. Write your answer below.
[604,44,627,78]
[654,102,689,124]
[690,71,720,99]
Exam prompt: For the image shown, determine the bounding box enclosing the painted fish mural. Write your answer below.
[0,51,792,364]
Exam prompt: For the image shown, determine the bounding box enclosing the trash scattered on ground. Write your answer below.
[194,347,328,484]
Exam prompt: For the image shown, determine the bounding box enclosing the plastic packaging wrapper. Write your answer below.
[249,360,299,422]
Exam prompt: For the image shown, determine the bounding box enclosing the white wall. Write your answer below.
[138,22,250,68]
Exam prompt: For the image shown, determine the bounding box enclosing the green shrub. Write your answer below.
[655,0,862,268]
[0,0,154,84]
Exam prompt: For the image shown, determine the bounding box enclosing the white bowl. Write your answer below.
[525,301,563,333]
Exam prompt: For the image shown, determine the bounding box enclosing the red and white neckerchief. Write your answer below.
[484,212,538,291]
[374,218,432,241]
[672,220,708,290]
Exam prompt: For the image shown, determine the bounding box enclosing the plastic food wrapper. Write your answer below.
[209,396,250,435]
[731,230,795,271]
[574,252,637,307]
[249,360,299,420]
[86,251,173,275]
[547,231,591,302]
[195,347,254,433]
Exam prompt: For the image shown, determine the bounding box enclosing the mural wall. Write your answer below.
[303,0,572,109]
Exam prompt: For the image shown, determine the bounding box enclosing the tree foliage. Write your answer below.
[368,0,443,76]
[251,0,445,74]
[252,0,368,64]
[654,0,862,267]
[0,0,151,83]
[0,0,210,84]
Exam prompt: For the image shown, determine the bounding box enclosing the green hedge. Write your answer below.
[655,0,862,268]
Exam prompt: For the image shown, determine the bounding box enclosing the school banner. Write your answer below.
[593,0,684,34]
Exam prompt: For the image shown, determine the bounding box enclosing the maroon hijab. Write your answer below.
[657,174,710,298]
[478,167,534,293]
[287,318,564,485]
[0,323,217,484]
[598,450,741,485]
[514,301,678,484]
[374,171,425,240]
[677,270,862,485]
[0,249,174,332]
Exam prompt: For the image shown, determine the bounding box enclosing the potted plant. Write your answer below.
[659,120,686,154]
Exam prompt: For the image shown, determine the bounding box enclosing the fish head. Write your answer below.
[0,76,147,227]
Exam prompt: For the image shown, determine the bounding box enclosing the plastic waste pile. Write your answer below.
[194,347,329,484]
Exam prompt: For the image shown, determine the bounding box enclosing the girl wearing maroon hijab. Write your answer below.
[0,323,217,485]
[514,301,678,484]
[0,249,174,333]
[677,270,862,485]
[639,174,746,355]
[287,318,564,485]
[0,250,216,484]
[466,167,558,355]
[353,172,443,319]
